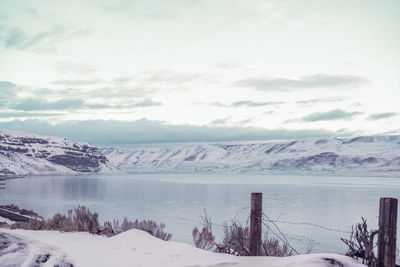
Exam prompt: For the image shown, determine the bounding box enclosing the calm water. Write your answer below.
[1,174,399,256]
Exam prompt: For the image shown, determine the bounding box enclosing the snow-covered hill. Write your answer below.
[1,130,400,177]
[0,130,109,176]
[102,136,400,176]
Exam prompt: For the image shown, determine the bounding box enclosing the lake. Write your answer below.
[1,174,399,256]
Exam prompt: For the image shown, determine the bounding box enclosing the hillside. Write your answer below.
[1,130,400,177]
[0,130,108,176]
[102,136,400,176]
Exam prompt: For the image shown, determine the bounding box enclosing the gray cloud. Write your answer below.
[9,97,162,111]
[368,112,397,120]
[4,27,25,47]
[211,100,283,108]
[210,118,230,125]
[1,25,89,52]
[0,111,60,118]
[131,99,162,107]
[231,100,283,107]
[235,74,369,91]
[0,80,162,113]
[2,26,67,49]
[12,98,85,111]
[296,97,346,105]
[0,81,17,106]
[0,80,16,94]
[112,75,136,85]
[302,109,362,122]
[0,119,349,145]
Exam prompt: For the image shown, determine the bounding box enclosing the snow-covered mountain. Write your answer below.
[1,130,400,177]
[101,136,400,176]
[0,130,108,176]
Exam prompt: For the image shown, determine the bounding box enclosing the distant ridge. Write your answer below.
[0,130,109,176]
[1,130,400,177]
[102,135,400,177]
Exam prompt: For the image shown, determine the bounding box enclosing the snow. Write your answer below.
[0,130,109,176]
[2,129,400,177]
[0,216,13,224]
[0,229,366,267]
[101,136,400,176]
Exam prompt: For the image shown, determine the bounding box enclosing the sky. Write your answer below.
[0,0,399,145]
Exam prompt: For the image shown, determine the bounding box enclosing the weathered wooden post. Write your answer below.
[377,197,398,267]
[250,192,262,256]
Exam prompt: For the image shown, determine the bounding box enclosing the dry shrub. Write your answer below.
[5,205,171,241]
[9,206,99,234]
[219,222,250,255]
[72,206,100,233]
[262,235,293,257]
[341,217,378,267]
[192,226,215,250]
[192,213,293,257]
[112,217,172,241]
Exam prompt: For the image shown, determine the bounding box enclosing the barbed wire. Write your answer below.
[209,207,351,235]
[268,219,351,234]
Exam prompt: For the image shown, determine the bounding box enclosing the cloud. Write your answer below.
[301,109,362,122]
[12,98,85,111]
[0,80,162,114]
[51,79,105,86]
[0,111,59,118]
[235,74,370,91]
[368,112,397,120]
[9,97,162,111]
[0,25,89,52]
[210,101,283,108]
[231,100,283,107]
[3,27,25,47]
[0,80,17,94]
[146,69,214,83]
[296,97,346,105]
[54,61,97,75]
[130,99,162,107]
[0,119,348,145]
[2,26,66,49]
[0,81,18,106]
[215,61,242,69]
[210,118,230,125]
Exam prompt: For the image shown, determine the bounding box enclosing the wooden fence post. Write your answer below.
[378,197,398,267]
[250,192,262,256]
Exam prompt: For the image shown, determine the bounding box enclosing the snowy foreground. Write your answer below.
[0,229,365,267]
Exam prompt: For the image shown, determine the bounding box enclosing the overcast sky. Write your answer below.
[0,0,399,144]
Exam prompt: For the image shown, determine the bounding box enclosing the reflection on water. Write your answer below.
[1,174,399,256]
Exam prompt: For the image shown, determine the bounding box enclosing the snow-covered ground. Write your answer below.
[0,229,365,267]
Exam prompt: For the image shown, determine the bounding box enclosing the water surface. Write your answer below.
[1,174,399,256]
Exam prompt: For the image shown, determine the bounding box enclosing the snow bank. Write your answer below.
[0,229,365,267]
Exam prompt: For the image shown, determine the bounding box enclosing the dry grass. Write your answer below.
[3,205,172,241]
